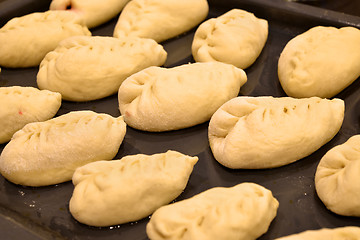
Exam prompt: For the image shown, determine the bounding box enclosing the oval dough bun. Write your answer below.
[0,10,91,68]
[0,111,126,187]
[113,0,209,42]
[37,36,167,102]
[147,182,279,240]
[315,135,360,216]
[69,150,198,227]
[192,9,268,69]
[208,96,344,169]
[278,26,360,98]
[118,62,247,132]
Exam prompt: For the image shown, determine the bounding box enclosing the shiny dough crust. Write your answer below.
[37,36,167,101]
[0,111,126,187]
[147,183,279,240]
[69,150,198,227]
[208,96,344,169]
[192,9,268,69]
[0,10,91,68]
[50,0,130,28]
[315,135,360,216]
[0,86,61,144]
[113,0,209,42]
[278,26,360,98]
[118,62,247,132]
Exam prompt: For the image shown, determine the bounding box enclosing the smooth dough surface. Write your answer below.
[50,0,130,28]
[278,26,360,98]
[208,96,344,169]
[113,0,209,42]
[69,150,198,227]
[315,135,360,216]
[118,62,247,132]
[0,86,61,144]
[0,111,126,187]
[0,10,91,68]
[37,36,167,101]
[274,227,360,240]
[192,9,268,69]
[147,183,279,240]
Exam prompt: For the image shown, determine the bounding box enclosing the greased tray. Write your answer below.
[1,0,360,239]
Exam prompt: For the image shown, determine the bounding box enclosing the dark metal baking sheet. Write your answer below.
[1,0,360,239]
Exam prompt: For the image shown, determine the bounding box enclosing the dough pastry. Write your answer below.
[315,135,360,216]
[113,0,209,42]
[0,111,126,187]
[118,62,247,132]
[37,36,167,101]
[0,10,91,68]
[278,26,360,98]
[50,0,130,28]
[146,183,279,240]
[69,150,198,227]
[208,96,344,169]
[274,226,360,240]
[0,86,61,144]
[192,9,268,69]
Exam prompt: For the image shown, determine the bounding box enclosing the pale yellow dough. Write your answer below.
[37,36,167,102]
[278,26,360,98]
[315,135,360,217]
[113,0,209,42]
[0,86,61,144]
[50,0,130,28]
[118,62,247,132]
[192,9,268,69]
[208,96,344,169]
[274,226,360,240]
[147,183,279,240]
[0,111,126,187]
[0,10,91,68]
[69,150,198,227]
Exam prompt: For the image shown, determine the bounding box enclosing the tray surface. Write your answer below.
[1,0,360,239]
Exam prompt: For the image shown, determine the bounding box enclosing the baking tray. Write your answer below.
[1,0,360,239]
